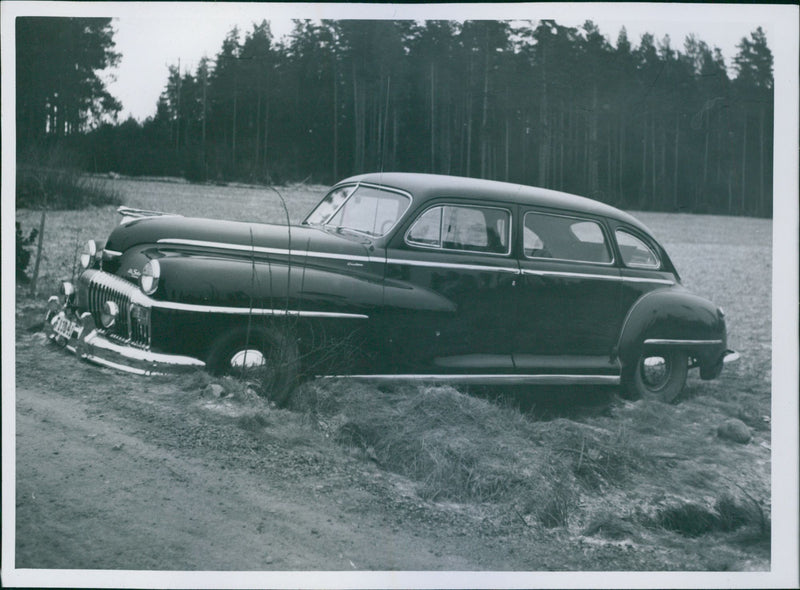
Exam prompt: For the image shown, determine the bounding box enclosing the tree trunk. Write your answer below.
[383,76,391,171]
[641,116,647,199]
[480,34,490,178]
[430,62,435,173]
[232,67,238,175]
[651,118,656,208]
[741,114,747,213]
[466,94,472,177]
[504,116,510,181]
[332,59,338,180]
[758,107,764,216]
[673,113,679,209]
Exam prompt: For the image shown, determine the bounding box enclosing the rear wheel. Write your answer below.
[206,326,299,405]
[623,349,688,403]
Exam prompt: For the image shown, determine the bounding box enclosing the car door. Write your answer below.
[381,201,519,373]
[513,209,623,375]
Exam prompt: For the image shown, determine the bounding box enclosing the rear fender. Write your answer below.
[616,288,726,372]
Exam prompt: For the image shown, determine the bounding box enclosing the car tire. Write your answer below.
[623,349,688,403]
[206,325,299,405]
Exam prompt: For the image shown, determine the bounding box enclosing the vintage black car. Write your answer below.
[45,172,738,402]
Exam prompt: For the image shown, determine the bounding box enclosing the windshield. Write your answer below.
[305,184,411,237]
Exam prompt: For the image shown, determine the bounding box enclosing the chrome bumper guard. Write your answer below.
[44,308,205,376]
[723,350,740,364]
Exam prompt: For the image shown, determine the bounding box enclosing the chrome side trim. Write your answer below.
[644,338,723,346]
[321,374,620,385]
[386,258,520,274]
[83,269,368,319]
[521,268,673,285]
[522,269,618,281]
[621,276,675,285]
[150,299,369,319]
[157,238,375,264]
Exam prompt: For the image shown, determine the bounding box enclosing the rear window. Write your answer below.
[523,212,612,263]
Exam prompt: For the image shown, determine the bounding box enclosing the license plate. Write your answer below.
[53,315,77,340]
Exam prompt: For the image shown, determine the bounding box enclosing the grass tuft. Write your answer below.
[656,503,717,537]
[542,420,644,490]
[583,512,638,540]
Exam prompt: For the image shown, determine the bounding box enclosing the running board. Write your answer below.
[320,374,620,386]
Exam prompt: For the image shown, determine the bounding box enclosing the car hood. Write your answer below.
[105,216,374,259]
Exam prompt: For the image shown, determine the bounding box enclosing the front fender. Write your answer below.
[617,288,727,373]
[146,250,383,315]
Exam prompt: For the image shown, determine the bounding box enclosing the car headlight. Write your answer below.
[140,259,160,295]
[100,301,119,328]
[79,240,98,269]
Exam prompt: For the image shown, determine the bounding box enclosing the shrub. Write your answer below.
[16,222,38,282]
[16,145,121,209]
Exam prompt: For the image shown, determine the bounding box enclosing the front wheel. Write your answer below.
[623,349,688,403]
[206,325,299,405]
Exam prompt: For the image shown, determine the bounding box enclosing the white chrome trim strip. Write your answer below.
[150,300,369,319]
[522,269,618,281]
[621,276,675,285]
[643,338,723,346]
[157,238,375,264]
[321,374,620,385]
[386,258,520,274]
[521,268,673,285]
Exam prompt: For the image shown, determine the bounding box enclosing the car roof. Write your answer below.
[337,172,654,236]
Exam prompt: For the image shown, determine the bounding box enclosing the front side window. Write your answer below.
[406,204,510,254]
[305,184,410,237]
[523,212,612,263]
[615,229,660,269]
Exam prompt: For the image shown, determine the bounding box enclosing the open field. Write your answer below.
[15,176,772,571]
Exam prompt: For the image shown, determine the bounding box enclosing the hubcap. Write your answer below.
[641,355,670,390]
[230,349,266,369]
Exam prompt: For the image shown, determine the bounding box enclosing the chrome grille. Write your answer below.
[80,270,151,348]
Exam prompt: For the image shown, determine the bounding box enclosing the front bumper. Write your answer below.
[44,307,205,375]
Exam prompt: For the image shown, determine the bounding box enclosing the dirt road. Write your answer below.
[15,343,512,571]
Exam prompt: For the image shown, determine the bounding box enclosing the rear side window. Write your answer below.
[615,229,660,269]
[523,212,612,263]
[407,204,510,254]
